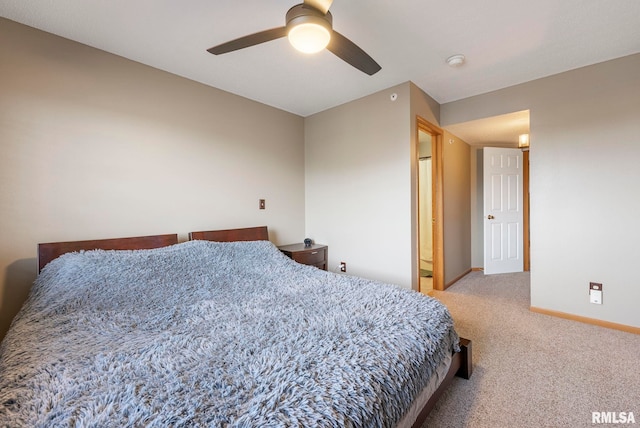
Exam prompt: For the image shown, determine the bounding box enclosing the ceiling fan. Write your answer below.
[207,0,381,76]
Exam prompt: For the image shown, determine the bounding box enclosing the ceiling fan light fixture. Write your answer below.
[288,16,332,54]
[208,3,380,75]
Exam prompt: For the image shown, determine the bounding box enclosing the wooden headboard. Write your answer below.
[37,234,179,273]
[189,226,268,242]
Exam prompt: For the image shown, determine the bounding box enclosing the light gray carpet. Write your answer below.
[423,271,640,428]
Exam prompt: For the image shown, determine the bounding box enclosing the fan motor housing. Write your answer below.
[286,4,333,30]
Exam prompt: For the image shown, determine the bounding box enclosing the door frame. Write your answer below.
[523,150,530,271]
[417,117,444,291]
[480,147,530,272]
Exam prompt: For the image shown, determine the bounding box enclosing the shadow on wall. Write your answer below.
[0,258,37,342]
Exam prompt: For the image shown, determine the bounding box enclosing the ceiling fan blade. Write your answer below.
[327,31,381,75]
[207,26,288,55]
[303,0,334,14]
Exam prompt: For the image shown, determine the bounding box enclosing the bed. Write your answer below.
[0,227,471,427]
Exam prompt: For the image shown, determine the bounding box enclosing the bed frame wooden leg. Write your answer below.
[409,337,473,427]
[455,337,472,379]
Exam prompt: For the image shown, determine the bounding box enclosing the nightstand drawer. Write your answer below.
[293,249,325,265]
[278,243,328,271]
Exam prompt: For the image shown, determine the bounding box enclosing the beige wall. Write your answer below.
[305,81,471,290]
[305,83,414,286]
[441,53,640,328]
[442,131,471,285]
[470,147,484,268]
[0,19,306,340]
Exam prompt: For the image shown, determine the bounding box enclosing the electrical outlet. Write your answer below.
[339,262,346,272]
[589,282,602,305]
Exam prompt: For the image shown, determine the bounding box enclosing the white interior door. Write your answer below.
[483,147,523,274]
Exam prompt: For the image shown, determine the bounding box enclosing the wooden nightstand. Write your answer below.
[278,243,328,271]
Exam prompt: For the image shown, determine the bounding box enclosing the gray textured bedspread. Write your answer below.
[0,240,459,427]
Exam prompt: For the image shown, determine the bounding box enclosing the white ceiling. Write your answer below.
[2,0,640,144]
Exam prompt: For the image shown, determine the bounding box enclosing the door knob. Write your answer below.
[487,215,495,219]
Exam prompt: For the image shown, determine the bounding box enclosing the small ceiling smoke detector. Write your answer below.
[446,54,466,67]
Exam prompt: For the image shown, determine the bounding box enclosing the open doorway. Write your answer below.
[445,110,530,272]
[418,133,433,291]
[417,117,444,293]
